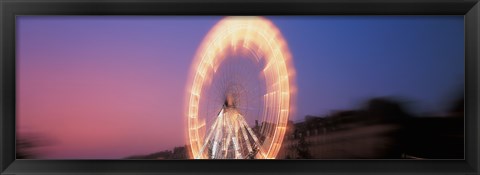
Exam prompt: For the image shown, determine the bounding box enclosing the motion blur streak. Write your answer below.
[185,17,297,159]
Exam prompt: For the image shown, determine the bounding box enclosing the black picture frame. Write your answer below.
[1,0,479,174]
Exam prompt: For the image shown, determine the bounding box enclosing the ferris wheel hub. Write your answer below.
[224,93,236,108]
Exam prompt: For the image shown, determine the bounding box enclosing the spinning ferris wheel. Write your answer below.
[185,17,296,159]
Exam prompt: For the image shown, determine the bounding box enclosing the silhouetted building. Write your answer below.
[278,97,464,159]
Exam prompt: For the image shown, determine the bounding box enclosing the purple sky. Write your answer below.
[17,16,464,159]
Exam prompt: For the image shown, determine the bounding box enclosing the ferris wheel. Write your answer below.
[186,17,296,159]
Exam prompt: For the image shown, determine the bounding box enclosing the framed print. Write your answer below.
[1,0,479,174]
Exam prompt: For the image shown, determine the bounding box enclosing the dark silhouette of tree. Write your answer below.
[125,150,173,159]
[448,91,464,117]
[16,133,52,159]
[365,97,412,122]
[171,146,188,159]
[16,137,37,159]
[363,97,413,158]
[125,145,190,159]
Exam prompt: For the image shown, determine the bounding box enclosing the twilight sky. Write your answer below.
[17,16,464,159]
